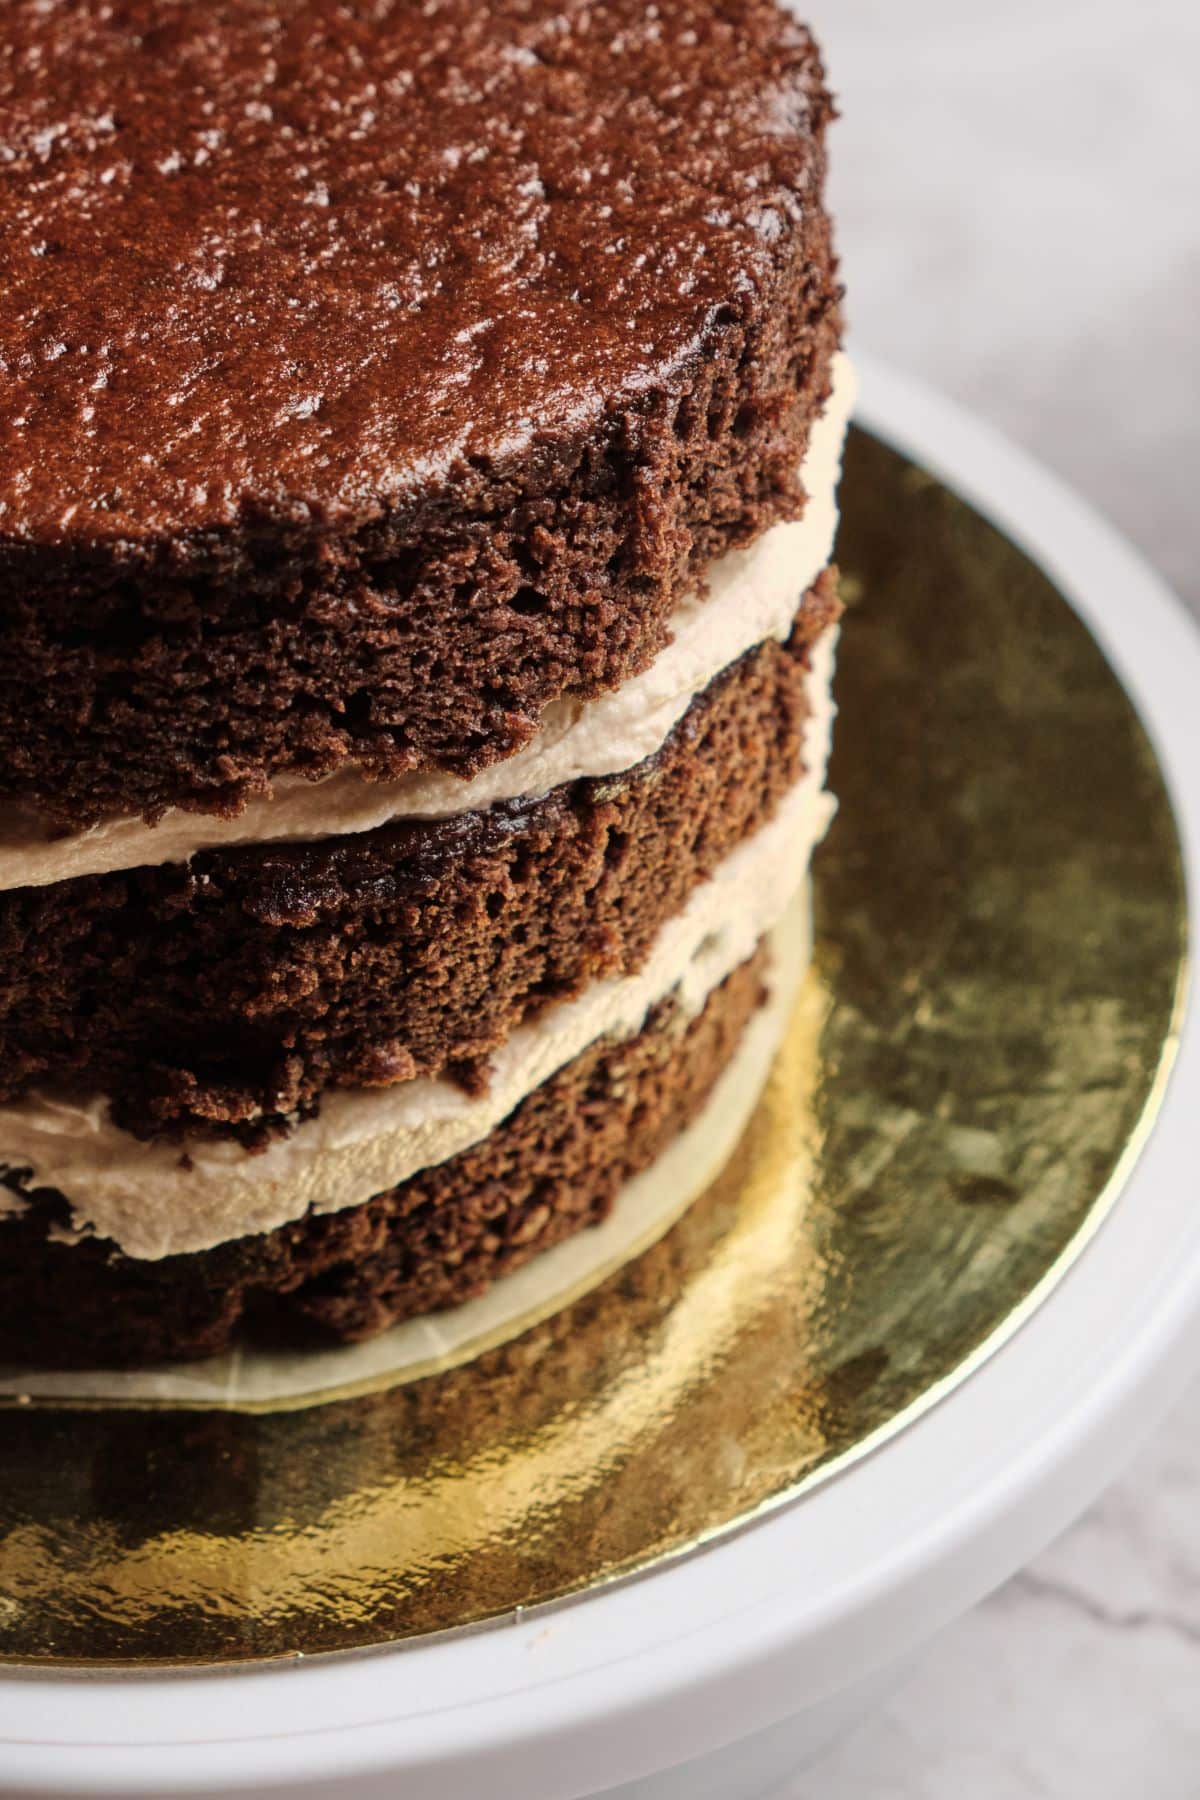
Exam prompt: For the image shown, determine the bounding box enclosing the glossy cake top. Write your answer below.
[0,0,828,548]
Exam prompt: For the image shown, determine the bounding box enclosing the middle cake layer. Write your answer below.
[0,580,839,1140]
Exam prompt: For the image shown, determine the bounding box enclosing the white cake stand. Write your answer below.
[3,353,1199,1800]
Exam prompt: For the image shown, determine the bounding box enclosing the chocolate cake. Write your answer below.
[0,0,851,1369]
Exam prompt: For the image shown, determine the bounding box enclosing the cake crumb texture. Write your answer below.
[0,583,837,1137]
[0,0,840,824]
[0,949,766,1368]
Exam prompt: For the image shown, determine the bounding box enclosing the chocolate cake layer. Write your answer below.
[0,581,837,1139]
[0,0,840,827]
[0,948,766,1369]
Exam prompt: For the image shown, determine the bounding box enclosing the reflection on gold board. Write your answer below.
[0,427,1185,1665]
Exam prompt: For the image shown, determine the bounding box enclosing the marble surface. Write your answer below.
[781,4,1200,1794]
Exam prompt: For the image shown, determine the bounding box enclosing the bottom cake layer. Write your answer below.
[0,933,780,1371]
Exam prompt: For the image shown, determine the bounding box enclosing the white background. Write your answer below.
[786,4,1200,1794]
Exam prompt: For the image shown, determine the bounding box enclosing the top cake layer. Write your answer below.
[2,0,832,550]
[0,0,839,827]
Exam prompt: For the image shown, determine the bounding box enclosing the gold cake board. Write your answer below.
[0,425,1185,1666]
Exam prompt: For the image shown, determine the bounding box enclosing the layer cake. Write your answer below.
[0,0,849,1367]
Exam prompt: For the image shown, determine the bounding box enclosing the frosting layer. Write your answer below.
[0,642,836,1260]
[0,355,853,892]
